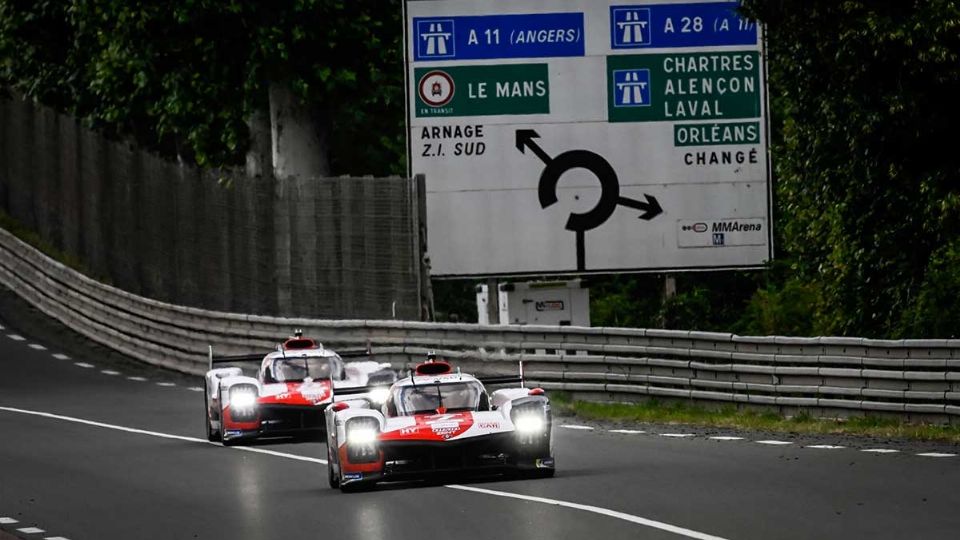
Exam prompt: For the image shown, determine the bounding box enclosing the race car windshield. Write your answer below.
[397,382,482,415]
[272,356,335,382]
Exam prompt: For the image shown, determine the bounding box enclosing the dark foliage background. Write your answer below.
[3,1,959,336]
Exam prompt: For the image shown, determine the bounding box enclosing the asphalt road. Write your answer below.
[1,293,959,540]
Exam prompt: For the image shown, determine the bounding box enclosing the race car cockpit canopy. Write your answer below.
[395,381,483,415]
[271,355,338,383]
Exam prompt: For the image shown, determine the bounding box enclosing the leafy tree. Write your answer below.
[0,0,405,172]
[742,0,960,337]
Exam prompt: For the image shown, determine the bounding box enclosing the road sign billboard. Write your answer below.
[405,0,772,277]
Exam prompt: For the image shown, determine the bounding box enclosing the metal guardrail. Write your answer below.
[1,227,959,420]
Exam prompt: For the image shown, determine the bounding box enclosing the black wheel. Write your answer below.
[327,446,339,489]
[204,387,220,442]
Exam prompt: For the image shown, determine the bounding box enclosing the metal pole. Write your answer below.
[486,278,500,325]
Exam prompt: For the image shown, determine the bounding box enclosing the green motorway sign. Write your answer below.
[414,64,550,118]
[608,51,761,123]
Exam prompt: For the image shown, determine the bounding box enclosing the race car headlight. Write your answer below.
[345,417,380,463]
[514,414,545,434]
[228,385,258,422]
[347,426,377,445]
[511,400,551,448]
[367,387,390,405]
[230,388,257,410]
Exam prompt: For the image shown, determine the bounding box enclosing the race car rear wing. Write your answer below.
[329,360,527,403]
[207,342,374,370]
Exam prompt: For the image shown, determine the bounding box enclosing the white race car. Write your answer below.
[204,332,395,445]
[325,357,555,491]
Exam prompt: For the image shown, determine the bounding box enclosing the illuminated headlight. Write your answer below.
[514,414,545,434]
[347,426,378,445]
[230,388,257,410]
[367,387,390,405]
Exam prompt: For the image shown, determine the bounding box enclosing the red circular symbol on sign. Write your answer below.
[418,70,455,107]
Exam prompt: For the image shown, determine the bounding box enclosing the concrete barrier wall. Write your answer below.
[2,226,959,422]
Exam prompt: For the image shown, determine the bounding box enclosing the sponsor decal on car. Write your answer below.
[535,458,555,468]
[343,472,363,480]
[477,421,501,429]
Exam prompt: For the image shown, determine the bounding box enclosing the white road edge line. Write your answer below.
[805,445,845,450]
[560,424,594,430]
[0,406,325,465]
[660,433,695,438]
[709,436,744,441]
[916,452,956,458]
[861,449,899,454]
[446,485,729,540]
[756,440,793,445]
[609,429,645,434]
[0,406,730,538]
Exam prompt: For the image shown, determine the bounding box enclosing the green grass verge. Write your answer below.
[551,393,960,444]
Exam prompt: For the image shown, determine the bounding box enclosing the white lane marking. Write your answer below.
[560,424,595,430]
[187,387,204,392]
[52,354,70,361]
[0,517,18,524]
[45,537,72,540]
[127,377,147,382]
[101,370,121,376]
[446,484,729,540]
[916,453,956,458]
[73,362,94,369]
[660,433,695,438]
[709,436,744,441]
[756,440,793,445]
[861,449,899,454]
[156,382,176,387]
[806,445,845,450]
[0,406,734,538]
[609,429,645,434]
[0,406,326,465]
[28,344,47,351]
[18,527,45,534]
[8,334,25,341]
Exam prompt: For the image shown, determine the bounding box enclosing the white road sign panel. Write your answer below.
[405,0,772,277]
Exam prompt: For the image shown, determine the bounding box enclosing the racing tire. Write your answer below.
[204,388,220,442]
[327,447,340,489]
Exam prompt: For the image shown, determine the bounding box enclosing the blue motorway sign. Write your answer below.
[413,12,585,61]
[610,2,757,49]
